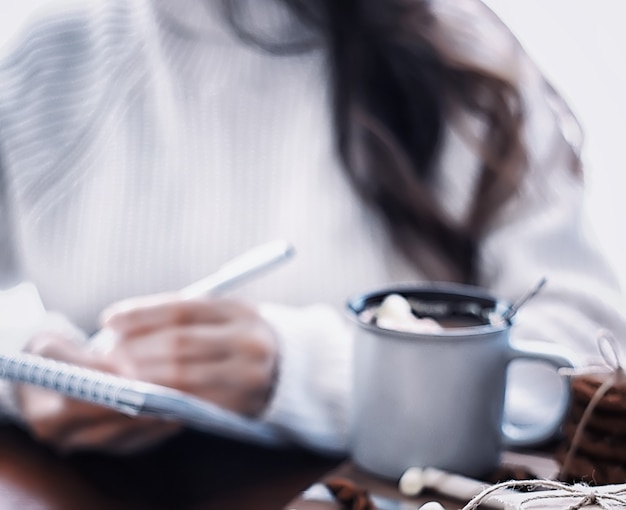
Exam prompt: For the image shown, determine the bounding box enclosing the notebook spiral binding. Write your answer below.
[0,352,131,410]
[0,351,292,448]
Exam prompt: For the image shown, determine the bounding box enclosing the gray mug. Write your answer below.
[347,283,576,480]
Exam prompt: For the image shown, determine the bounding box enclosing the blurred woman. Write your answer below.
[0,0,623,453]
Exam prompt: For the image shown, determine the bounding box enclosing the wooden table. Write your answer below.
[0,423,561,510]
[0,424,339,510]
[285,450,560,509]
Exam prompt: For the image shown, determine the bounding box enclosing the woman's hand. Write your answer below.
[17,332,182,454]
[16,294,278,454]
[103,294,279,418]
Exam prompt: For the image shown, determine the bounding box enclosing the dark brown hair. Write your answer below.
[226,0,527,283]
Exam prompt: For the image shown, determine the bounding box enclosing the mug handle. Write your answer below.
[501,339,577,447]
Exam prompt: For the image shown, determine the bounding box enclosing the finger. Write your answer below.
[20,331,183,454]
[26,333,118,374]
[109,319,274,384]
[19,386,129,442]
[184,360,273,416]
[20,378,181,452]
[112,308,275,363]
[103,297,257,337]
[110,324,236,368]
[56,417,182,454]
[124,354,273,416]
[26,333,85,361]
[100,292,179,323]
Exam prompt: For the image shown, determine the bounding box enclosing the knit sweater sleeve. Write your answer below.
[257,303,352,455]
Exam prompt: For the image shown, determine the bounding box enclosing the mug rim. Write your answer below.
[346,281,512,338]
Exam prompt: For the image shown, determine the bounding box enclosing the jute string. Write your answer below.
[460,479,626,510]
[557,330,626,481]
[462,331,626,510]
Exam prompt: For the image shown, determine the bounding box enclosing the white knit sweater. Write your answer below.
[0,0,625,454]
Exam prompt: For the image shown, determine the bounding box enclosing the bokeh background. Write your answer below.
[1,0,625,286]
[483,0,626,289]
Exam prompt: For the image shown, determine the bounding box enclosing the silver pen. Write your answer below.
[90,240,295,351]
[179,239,295,297]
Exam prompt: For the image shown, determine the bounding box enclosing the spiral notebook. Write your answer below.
[0,351,286,447]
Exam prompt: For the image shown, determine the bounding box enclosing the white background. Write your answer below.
[482,0,626,287]
[1,0,625,284]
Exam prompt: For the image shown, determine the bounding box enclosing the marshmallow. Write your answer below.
[376,294,443,334]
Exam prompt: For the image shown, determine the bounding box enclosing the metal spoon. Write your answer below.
[501,277,547,322]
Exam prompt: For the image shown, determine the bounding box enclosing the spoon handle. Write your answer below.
[502,276,547,322]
